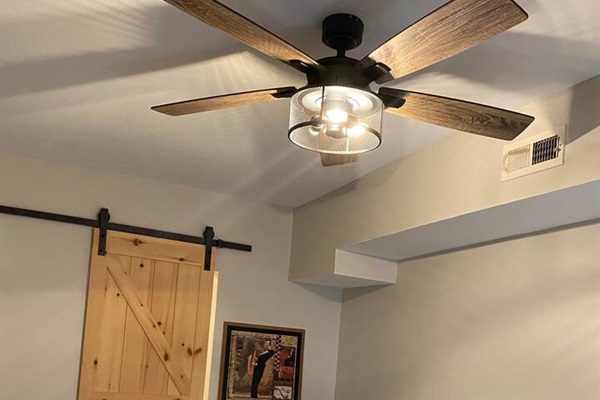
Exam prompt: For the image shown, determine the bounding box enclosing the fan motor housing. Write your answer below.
[322,14,364,52]
[307,56,369,89]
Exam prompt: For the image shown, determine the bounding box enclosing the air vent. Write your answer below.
[532,135,560,165]
[501,126,565,182]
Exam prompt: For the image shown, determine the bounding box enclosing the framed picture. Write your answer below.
[218,322,305,400]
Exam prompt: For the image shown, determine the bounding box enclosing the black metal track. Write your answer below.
[1,205,98,227]
[0,205,252,270]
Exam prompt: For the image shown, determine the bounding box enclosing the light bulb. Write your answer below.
[347,124,366,137]
[324,124,346,139]
[325,108,348,123]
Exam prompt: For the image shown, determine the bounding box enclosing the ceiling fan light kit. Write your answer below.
[289,14,384,155]
[153,0,535,166]
[289,86,383,155]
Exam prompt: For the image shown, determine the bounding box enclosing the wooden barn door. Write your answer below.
[78,229,218,400]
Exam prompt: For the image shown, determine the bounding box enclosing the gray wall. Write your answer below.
[0,153,341,400]
[335,223,600,400]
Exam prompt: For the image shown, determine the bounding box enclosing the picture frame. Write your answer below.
[218,322,305,400]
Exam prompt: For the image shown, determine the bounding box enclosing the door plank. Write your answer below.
[78,231,110,400]
[167,264,202,395]
[119,258,154,393]
[92,393,189,400]
[94,255,131,392]
[106,259,192,396]
[190,271,219,399]
[144,261,178,394]
[107,231,205,265]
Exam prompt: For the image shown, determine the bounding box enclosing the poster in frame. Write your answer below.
[218,322,305,400]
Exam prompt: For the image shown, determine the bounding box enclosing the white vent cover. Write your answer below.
[501,126,565,182]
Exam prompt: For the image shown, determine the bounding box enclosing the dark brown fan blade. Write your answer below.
[362,0,528,81]
[320,153,358,167]
[163,0,318,67]
[152,86,296,116]
[379,87,534,140]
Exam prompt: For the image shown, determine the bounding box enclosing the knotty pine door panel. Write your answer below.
[78,230,218,400]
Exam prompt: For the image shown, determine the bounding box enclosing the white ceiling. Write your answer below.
[1,0,598,207]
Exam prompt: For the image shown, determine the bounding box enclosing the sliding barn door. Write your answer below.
[78,229,218,400]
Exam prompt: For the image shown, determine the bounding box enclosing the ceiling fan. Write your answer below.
[152,0,535,167]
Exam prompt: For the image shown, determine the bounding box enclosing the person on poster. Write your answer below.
[250,339,275,398]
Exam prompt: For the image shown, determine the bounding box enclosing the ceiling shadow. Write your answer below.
[0,48,233,97]
[4,2,592,99]
[0,3,317,97]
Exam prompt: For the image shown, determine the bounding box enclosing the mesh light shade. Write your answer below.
[288,86,384,154]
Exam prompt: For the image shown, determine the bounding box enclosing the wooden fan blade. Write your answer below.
[163,0,318,68]
[379,87,534,140]
[321,153,358,167]
[362,0,528,81]
[152,86,296,116]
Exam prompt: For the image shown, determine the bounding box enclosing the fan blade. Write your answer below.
[320,153,358,167]
[379,87,534,140]
[152,86,296,116]
[163,0,318,68]
[362,0,528,81]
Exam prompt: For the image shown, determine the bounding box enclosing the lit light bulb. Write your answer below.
[347,124,366,137]
[324,123,346,139]
[325,108,348,123]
